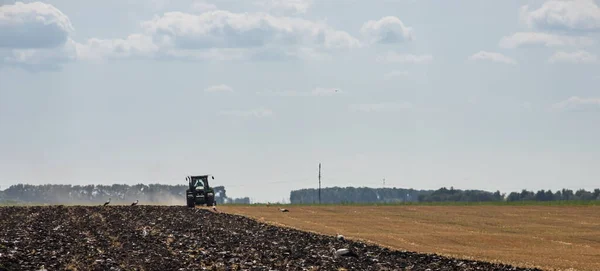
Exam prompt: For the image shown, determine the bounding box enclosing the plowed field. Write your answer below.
[0,205,544,271]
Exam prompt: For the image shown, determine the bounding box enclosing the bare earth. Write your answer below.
[219,205,600,271]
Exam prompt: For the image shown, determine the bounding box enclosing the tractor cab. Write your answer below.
[186,175,216,207]
[188,175,213,190]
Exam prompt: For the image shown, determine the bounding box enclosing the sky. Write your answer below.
[1,0,599,203]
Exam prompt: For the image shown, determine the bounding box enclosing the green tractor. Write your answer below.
[186,175,216,207]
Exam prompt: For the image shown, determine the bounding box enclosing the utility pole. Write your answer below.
[318,163,321,204]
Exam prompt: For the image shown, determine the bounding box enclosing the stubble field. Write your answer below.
[219,205,600,271]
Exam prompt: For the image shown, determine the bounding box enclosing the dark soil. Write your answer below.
[0,206,544,271]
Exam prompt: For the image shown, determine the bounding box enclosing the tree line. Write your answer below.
[290,186,600,204]
[290,187,427,204]
[0,184,250,205]
[3,184,598,205]
[505,188,600,201]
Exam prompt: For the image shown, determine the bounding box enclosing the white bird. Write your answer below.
[336,233,345,241]
[131,199,139,206]
[279,208,289,212]
[103,198,111,206]
[331,248,358,258]
[212,202,218,212]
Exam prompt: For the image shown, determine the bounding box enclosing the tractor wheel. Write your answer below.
[187,197,195,208]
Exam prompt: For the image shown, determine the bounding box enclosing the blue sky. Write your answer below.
[1,0,599,202]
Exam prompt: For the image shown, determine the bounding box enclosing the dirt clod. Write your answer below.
[0,206,544,271]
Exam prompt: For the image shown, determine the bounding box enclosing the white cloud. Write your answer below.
[384,70,409,79]
[503,1,600,52]
[376,52,433,64]
[360,16,414,44]
[140,11,361,50]
[349,102,413,113]
[191,1,217,13]
[254,0,312,15]
[0,2,77,71]
[548,50,597,63]
[499,32,595,48]
[552,96,600,111]
[204,84,234,93]
[219,107,274,117]
[75,34,159,61]
[520,0,600,33]
[77,9,361,62]
[468,51,517,64]
[256,87,341,96]
[0,1,74,49]
[1,38,77,72]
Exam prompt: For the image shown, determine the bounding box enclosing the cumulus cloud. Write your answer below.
[503,1,600,53]
[254,0,312,15]
[376,52,433,64]
[349,102,413,113]
[77,9,361,62]
[499,32,595,48]
[468,51,517,64]
[204,84,234,93]
[2,2,360,66]
[0,2,77,71]
[140,11,361,50]
[360,16,414,44]
[218,107,274,117]
[548,50,597,63]
[0,1,74,49]
[552,96,600,111]
[1,38,77,72]
[520,0,600,33]
[75,34,159,61]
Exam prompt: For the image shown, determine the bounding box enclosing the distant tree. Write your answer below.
[554,190,562,200]
[562,189,574,200]
[506,192,521,202]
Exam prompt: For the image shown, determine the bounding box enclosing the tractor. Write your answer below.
[186,175,216,207]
